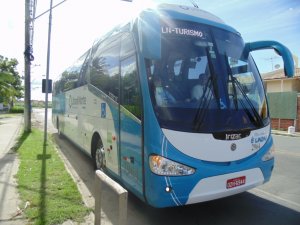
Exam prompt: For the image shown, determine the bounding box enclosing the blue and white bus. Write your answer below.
[52,4,294,208]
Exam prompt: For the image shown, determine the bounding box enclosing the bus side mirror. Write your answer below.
[138,10,161,59]
[243,41,295,77]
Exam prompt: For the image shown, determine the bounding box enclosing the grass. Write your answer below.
[15,129,91,225]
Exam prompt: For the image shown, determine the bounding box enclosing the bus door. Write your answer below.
[119,42,143,194]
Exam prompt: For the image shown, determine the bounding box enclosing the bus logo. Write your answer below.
[226,133,242,140]
[231,143,237,151]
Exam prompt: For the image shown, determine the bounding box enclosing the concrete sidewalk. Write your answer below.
[271,129,300,137]
[0,114,25,225]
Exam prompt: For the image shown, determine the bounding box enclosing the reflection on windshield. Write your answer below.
[146,20,269,133]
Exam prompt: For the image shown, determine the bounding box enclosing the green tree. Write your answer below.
[0,55,23,107]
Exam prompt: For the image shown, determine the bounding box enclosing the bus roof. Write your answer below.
[158,4,225,24]
[149,4,239,34]
[94,4,240,47]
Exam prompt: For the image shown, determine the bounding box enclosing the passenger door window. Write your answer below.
[119,33,143,194]
[120,56,141,119]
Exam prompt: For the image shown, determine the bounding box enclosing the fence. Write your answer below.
[267,92,299,131]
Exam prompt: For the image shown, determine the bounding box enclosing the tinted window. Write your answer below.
[78,49,91,86]
[121,55,141,119]
[121,33,135,59]
[90,38,120,102]
[54,51,88,93]
[120,34,141,119]
[146,20,268,132]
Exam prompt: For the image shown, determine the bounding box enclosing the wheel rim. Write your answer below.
[95,141,104,169]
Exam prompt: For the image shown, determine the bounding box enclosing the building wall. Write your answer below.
[293,79,300,91]
[265,79,299,93]
[297,96,300,131]
[263,68,300,132]
[271,118,294,130]
[284,79,296,92]
[266,80,281,92]
[270,95,300,131]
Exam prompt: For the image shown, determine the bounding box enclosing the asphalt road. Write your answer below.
[38,109,300,225]
[252,135,300,213]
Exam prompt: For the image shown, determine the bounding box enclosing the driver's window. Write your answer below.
[188,57,208,80]
[174,60,183,76]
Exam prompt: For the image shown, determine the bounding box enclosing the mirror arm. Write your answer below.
[244,41,294,77]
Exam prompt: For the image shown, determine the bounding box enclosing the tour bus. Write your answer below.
[52,4,294,208]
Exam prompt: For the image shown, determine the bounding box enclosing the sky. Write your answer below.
[0,0,299,100]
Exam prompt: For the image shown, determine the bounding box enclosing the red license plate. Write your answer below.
[226,176,246,189]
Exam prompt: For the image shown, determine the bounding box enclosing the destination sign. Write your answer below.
[161,26,204,38]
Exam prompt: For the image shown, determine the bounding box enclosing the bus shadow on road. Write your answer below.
[53,133,300,225]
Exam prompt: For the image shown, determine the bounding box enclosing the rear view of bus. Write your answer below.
[139,4,294,207]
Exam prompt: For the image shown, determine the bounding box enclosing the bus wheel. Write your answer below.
[93,137,105,170]
[57,118,61,137]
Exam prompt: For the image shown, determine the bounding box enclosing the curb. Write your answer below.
[271,130,300,137]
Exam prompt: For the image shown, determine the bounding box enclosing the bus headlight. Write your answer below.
[262,144,275,161]
[149,155,195,176]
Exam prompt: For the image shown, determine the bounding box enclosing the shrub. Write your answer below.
[10,106,24,113]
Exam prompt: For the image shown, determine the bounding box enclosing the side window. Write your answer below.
[120,33,135,58]
[90,38,120,102]
[62,70,79,92]
[120,34,142,119]
[78,49,91,86]
[55,51,88,92]
[54,80,62,94]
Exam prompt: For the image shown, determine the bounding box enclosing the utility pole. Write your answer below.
[24,0,36,132]
[24,0,32,132]
[24,0,66,135]
[44,0,53,144]
[24,0,30,132]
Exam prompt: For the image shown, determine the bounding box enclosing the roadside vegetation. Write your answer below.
[9,106,24,113]
[15,128,91,225]
[0,56,23,108]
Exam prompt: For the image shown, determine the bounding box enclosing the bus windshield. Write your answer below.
[146,20,269,133]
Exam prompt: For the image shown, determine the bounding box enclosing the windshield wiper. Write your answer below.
[224,54,238,110]
[206,47,220,109]
[193,77,214,131]
[232,77,264,127]
[193,47,221,131]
